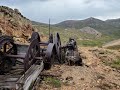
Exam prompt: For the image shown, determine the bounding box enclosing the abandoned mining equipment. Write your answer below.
[62,38,82,66]
[0,32,82,89]
[0,32,62,89]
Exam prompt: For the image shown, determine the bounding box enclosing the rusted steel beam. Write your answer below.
[5,54,43,60]
[39,42,48,44]
[5,54,25,59]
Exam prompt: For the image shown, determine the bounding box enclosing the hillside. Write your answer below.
[102,39,120,50]
[32,19,116,47]
[106,18,120,28]
[80,27,102,37]
[31,17,120,39]
[32,21,48,26]
[33,23,114,47]
[0,6,36,43]
[55,17,120,38]
[55,17,105,29]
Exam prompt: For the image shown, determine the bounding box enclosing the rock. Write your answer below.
[80,27,102,37]
[97,79,102,83]
[0,6,36,44]
[66,76,73,81]
[88,48,98,52]
[117,85,120,89]
[80,78,85,80]
[69,81,75,85]
[81,54,87,59]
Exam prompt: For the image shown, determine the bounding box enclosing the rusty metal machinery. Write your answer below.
[0,32,62,89]
[62,38,82,66]
[0,32,82,73]
[0,36,41,73]
[0,32,61,74]
[53,33,62,63]
[0,36,17,73]
[30,32,62,69]
[0,32,82,89]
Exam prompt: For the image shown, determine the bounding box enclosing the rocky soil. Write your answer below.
[0,6,37,43]
[38,47,120,90]
[80,27,102,38]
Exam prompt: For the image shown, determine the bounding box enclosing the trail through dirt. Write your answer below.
[103,39,120,48]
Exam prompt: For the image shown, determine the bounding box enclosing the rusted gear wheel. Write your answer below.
[24,39,40,71]
[44,43,56,70]
[54,33,62,63]
[0,36,17,73]
[0,53,12,74]
[30,32,41,42]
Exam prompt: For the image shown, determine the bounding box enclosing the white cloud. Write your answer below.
[0,0,120,23]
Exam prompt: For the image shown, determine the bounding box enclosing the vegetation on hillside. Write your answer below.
[33,24,115,47]
[32,16,120,47]
[55,17,120,38]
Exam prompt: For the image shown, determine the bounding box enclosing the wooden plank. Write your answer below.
[16,61,44,90]
[0,75,20,82]
[0,81,17,88]
[0,76,20,89]
[0,82,16,88]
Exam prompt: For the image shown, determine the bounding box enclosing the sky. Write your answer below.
[0,0,120,24]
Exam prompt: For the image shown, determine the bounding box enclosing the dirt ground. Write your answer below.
[38,47,120,90]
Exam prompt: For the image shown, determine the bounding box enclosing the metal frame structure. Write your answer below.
[0,32,62,89]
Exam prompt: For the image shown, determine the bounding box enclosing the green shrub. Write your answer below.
[44,77,61,88]
[111,59,120,69]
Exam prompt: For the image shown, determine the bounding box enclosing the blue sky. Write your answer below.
[0,0,120,24]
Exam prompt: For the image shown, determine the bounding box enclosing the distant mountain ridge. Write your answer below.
[55,17,120,28]
[53,17,120,38]
[32,17,120,38]
[106,18,120,28]
[32,17,120,30]
[55,17,105,28]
